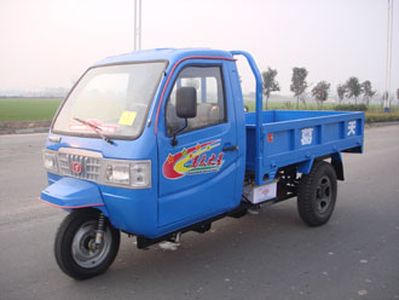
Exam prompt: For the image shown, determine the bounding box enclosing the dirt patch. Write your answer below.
[0,120,51,135]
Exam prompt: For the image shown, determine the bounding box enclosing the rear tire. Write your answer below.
[297,161,337,227]
[54,209,120,280]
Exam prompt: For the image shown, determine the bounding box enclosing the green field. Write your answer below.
[0,98,61,121]
[0,97,398,124]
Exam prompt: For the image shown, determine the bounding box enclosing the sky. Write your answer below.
[0,0,398,96]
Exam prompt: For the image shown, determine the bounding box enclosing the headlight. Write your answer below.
[105,163,130,185]
[130,161,151,188]
[104,160,151,188]
[43,150,58,172]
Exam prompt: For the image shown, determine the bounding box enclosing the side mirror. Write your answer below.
[176,87,197,119]
[170,87,197,147]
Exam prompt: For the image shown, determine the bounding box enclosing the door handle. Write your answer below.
[222,145,239,152]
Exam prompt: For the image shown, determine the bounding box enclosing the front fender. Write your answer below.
[40,177,107,214]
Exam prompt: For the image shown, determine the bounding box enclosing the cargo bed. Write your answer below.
[245,110,364,183]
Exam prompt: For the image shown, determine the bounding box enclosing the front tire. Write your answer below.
[297,161,337,227]
[54,209,120,280]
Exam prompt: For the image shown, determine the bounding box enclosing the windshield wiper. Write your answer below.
[73,117,114,145]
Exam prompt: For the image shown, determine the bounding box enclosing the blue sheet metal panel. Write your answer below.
[246,110,364,184]
[244,112,256,125]
[260,111,364,132]
[100,185,158,237]
[156,125,239,227]
[265,130,292,155]
[324,123,341,141]
[262,138,362,179]
[245,111,275,125]
[156,162,238,232]
[227,62,247,207]
[41,177,104,208]
[43,173,159,236]
[95,48,234,67]
[45,123,160,236]
[155,58,240,229]
[274,110,343,122]
[47,129,156,160]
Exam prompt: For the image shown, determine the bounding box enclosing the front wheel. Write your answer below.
[54,209,120,280]
[297,161,337,227]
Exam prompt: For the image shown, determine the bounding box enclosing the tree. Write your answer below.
[360,80,376,106]
[262,67,280,109]
[336,84,346,103]
[290,67,308,109]
[397,88,399,102]
[345,77,362,104]
[312,81,331,108]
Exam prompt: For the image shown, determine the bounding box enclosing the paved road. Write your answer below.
[0,125,398,300]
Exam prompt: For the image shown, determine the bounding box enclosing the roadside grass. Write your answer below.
[245,101,399,123]
[365,111,399,123]
[0,98,61,121]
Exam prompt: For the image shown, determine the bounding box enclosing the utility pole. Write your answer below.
[384,0,394,112]
[134,0,142,51]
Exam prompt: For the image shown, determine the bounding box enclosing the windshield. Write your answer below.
[52,62,166,139]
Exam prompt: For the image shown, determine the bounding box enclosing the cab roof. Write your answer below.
[94,48,234,67]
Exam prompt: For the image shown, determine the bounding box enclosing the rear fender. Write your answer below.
[331,152,344,181]
[40,177,109,216]
[297,154,344,181]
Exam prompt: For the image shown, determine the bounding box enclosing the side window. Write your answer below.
[166,66,226,135]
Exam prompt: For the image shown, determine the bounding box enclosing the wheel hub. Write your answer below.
[71,220,111,268]
[315,176,332,214]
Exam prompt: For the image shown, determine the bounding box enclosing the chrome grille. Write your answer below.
[58,148,102,181]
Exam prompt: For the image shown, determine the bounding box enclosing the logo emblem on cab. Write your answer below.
[71,161,83,174]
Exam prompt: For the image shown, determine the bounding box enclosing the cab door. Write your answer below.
[157,61,240,227]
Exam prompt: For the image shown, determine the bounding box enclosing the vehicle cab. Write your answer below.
[41,48,246,239]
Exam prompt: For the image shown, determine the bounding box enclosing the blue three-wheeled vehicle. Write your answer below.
[40,49,364,279]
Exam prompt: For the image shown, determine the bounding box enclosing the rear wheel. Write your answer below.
[297,161,337,226]
[54,209,120,280]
